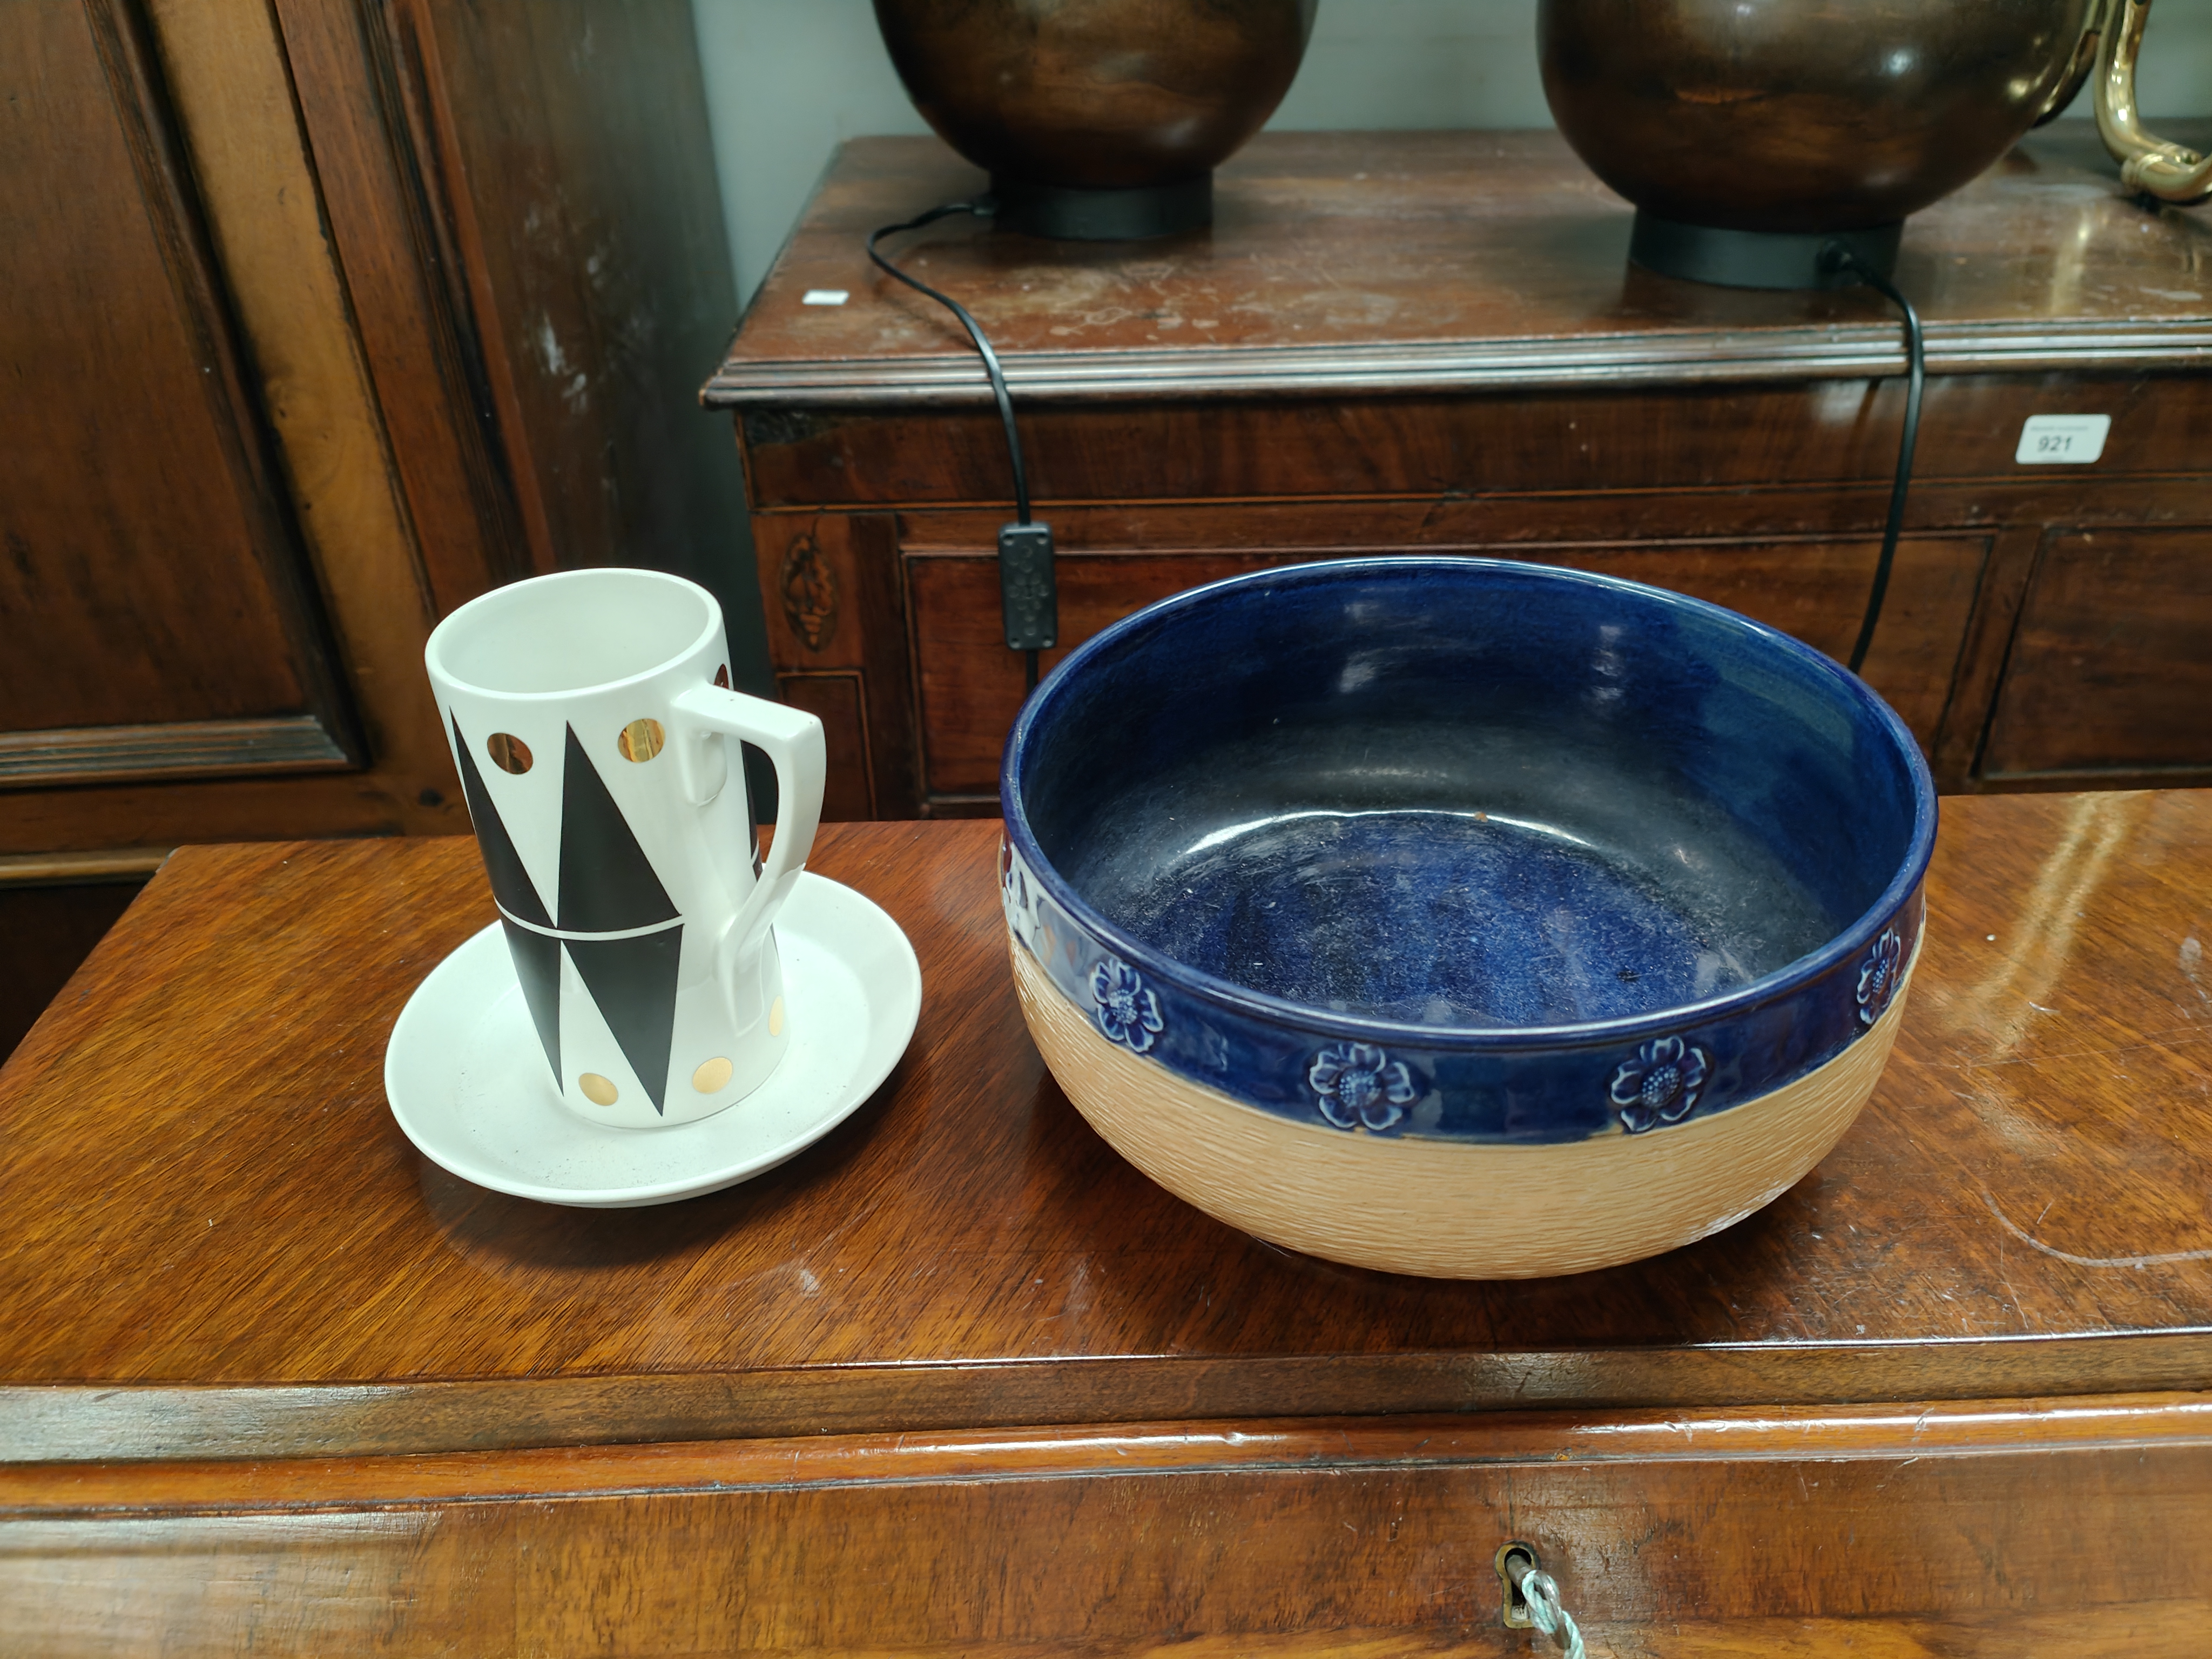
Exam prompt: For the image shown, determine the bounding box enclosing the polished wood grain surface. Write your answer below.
[14,1393,2212,1510]
[143,0,454,814]
[4,794,2211,1462]
[267,0,533,622]
[872,0,1316,193]
[736,374,2207,512]
[8,801,2212,1652]
[705,124,2212,407]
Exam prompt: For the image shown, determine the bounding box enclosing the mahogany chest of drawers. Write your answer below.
[706,125,2212,820]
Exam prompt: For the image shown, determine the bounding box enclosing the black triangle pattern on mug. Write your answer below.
[452,715,552,927]
[565,925,684,1112]
[500,917,562,1084]
[558,724,679,934]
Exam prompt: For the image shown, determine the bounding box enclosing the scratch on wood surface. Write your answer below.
[1981,1189,2212,1269]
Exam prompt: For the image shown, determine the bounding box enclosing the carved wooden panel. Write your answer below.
[775,672,875,821]
[752,513,916,818]
[0,0,357,787]
[907,535,1986,808]
[1980,525,2212,781]
[3,0,754,865]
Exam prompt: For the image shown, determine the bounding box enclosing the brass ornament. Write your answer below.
[2095,0,2212,204]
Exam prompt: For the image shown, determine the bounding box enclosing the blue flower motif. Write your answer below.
[1309,1042,1418,1132]
[1610,1035,1710,1134]
[1090,957,1164,1053]
[1857,926,1904,1026]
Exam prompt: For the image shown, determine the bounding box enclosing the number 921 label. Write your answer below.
[2015,414,2112,464]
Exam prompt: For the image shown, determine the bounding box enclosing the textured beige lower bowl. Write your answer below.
[1011,932,1915,1279]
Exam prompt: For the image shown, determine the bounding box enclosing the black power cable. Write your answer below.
[1818,243,1926,676]
[868,201,1055,692]
[866,212,1917,690]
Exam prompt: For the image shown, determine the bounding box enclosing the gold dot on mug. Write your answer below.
[485,732,533,774]
[768,996,785,1038]
[692,1056,733,1093]
[579,1073,619,1105]
[617,718,665,763]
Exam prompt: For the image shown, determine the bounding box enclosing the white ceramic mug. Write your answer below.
[424,569,825,1128]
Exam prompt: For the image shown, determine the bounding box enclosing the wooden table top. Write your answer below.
[703,123,2212,408]
[5,792,2211,1462]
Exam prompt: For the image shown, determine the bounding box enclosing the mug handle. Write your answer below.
[668,685,827,973]
[2095,0,2212,202]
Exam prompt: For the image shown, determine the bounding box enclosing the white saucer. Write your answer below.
[385,872,921,1207]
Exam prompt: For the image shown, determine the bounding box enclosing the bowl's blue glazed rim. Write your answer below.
[1000,555,1939,1055]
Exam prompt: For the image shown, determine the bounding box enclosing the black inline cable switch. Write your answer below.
[999,522,1057,651]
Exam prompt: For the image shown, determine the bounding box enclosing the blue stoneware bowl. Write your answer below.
[1000,557,1936,1278]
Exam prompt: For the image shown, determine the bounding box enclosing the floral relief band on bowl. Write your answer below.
[1609,1035,1708,1135]
[1308,1043,1418,1133]
[1858,926,1905,1026]
[1089,957,1164,1054]
[1002,838,1926,1146]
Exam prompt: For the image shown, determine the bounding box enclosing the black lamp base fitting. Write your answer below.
[1630,211,1902,291]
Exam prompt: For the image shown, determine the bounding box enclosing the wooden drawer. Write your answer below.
[741,374,2191,511]
[7,1400,2210,1654]
[1982,527,2212,781]
[903,532,1989,811]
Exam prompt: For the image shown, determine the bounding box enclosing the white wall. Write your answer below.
[692,0,2212,309]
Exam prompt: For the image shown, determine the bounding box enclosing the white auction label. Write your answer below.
[801,289,850,306]
[2015,413,2112,464]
